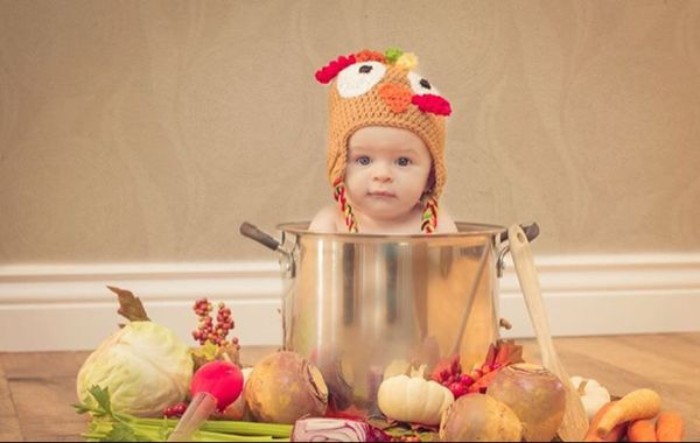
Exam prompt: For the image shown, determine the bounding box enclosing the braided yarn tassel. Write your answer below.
[421,196,439,234]
[333,178,358,233]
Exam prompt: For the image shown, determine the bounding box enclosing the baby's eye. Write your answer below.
[336,61,387,98]
[356,155,371,165]
[396,157,412,166]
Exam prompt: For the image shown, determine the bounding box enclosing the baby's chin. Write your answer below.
[356,201,421,220]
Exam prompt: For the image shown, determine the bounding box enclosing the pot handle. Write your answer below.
[240,221,282,252]
[239,221,296,278]
[496,221,540,277]
[499,221,539,244]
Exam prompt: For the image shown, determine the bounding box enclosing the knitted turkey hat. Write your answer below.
[315,48,452,233]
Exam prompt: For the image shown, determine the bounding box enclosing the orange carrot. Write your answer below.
[584,401,628,442]
[585,402,614,441]
[596,388,662,437]
[627,419,658,442]
[585,422,627,442]
[656,411,684,442]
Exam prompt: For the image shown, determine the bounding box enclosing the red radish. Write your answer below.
[190,360,244,411]
[168,361,244,442]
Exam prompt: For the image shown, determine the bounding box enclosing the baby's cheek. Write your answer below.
[397,178,426,201]
[409,170,430,194]
[343,172,367,199]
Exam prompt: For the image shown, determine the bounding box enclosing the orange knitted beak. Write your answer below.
[378,83,413,114]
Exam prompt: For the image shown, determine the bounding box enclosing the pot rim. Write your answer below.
[275,221,507,239]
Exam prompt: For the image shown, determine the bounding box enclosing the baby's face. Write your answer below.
[345,126,432,222]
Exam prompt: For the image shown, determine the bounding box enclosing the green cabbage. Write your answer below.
[76,321,193,417]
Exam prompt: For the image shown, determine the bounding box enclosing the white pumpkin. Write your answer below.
[377,374,454,426]
[571,375,611,421]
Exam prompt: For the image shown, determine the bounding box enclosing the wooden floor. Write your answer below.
[1,332,698,441]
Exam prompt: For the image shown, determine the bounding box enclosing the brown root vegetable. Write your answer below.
[487,363,566,442]
[245,350,329,424]
[439,393,523,442]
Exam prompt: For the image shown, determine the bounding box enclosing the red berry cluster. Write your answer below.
[163,402,187,418]
[432,341,524,400]
[433,356,476,399]
[191,298,237,347]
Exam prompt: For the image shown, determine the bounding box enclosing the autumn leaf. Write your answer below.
[192,341,241,371]
[107,286,150,324]
[492,339,524,368]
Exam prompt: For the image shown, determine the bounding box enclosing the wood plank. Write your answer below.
[0,376,17,417]
[1,351,89,378]
[0,353,23,441]
[0,415,23,442]
[9,376,89,441]
[2,351,90,441]
[0,376,23,441]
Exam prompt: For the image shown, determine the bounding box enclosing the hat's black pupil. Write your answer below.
[420,78,431,89]
[359,65,373,74]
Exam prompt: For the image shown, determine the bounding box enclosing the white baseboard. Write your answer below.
[497,254,700,339]
[1,254,699,352]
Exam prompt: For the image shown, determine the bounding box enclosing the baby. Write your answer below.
[309,48,458,235]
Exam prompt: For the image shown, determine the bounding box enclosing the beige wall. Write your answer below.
[0,0,698,264]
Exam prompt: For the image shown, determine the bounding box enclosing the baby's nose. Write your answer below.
[372,164,392,182]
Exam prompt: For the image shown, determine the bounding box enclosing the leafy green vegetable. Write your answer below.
[76,321,193,417]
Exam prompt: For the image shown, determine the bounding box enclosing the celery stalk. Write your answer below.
[130,417,292,438]
[84,418,291,442]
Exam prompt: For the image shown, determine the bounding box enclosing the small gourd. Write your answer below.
[377,371,454,426]
[571,375,611,421]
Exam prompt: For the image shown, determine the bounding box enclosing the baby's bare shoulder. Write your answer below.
[437,206,458,233]
[308,205,341,233]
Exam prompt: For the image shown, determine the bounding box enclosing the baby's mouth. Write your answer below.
[368,190,396,198]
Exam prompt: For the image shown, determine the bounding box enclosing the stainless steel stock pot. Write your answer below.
[240,221,538,413]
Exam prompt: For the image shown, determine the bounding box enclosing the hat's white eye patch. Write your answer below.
[336,61,387,98]
[408,71,439,96]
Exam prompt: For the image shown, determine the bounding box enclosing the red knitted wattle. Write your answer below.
[411,94,452,116]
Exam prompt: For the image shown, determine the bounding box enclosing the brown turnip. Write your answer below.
[486,363,566,441]
[244,350,328,424]
[439,393,523,442]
